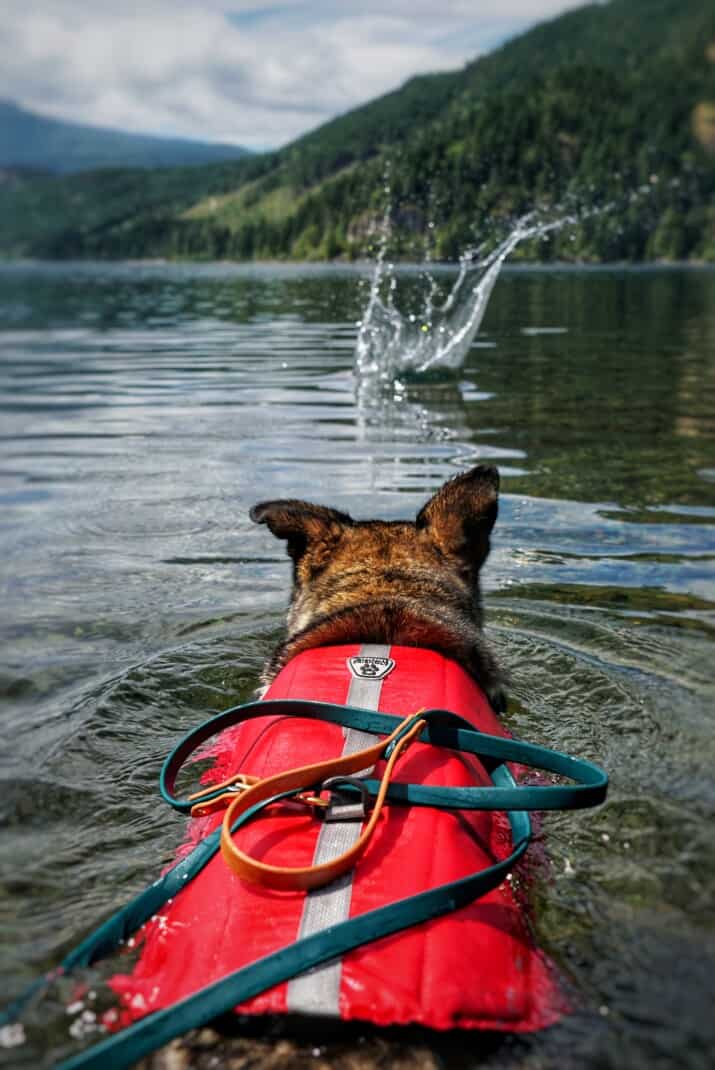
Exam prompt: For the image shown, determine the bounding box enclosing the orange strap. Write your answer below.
[192,713,426,892]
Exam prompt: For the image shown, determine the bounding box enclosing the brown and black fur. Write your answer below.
[251,464,505,710]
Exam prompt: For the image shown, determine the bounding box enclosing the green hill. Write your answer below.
[1,0,713,262]
[0,99,252,175]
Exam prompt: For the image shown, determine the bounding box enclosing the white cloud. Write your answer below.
[1,1,588,150]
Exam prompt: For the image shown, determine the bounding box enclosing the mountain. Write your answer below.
[0,0,713,262]
[0,99,252,174]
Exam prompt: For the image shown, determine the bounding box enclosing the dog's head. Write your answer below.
[250,465,499,647]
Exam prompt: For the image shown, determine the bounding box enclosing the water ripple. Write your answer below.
[0,261,714,1068]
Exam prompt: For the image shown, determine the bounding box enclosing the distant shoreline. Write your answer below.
[1,257,713,272]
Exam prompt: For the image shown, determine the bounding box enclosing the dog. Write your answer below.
[144,465,506,1068]
[251,463,505,711]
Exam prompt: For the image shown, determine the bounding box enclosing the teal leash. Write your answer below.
[159,700,608,815]
[1,699,608,1069]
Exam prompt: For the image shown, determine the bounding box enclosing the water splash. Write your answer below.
[355,212,573,386]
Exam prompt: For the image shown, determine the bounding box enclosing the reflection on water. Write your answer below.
[0,261,714,1068]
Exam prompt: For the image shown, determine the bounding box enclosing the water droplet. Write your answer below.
[0,1024,26,1048]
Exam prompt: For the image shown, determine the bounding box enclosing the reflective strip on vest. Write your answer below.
[285,643,391,1016]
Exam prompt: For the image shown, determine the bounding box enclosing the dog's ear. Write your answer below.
[416,465,499,570]
[250,500,353,566]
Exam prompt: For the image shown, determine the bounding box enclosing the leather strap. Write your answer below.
[217,713,426,891]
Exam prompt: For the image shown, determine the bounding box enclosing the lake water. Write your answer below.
[0,261,713,1069]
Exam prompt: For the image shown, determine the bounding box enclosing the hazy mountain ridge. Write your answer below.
[0,0,713,262]
[0,99,252,174]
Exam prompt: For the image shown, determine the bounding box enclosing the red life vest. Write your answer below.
[110,644,567,1032]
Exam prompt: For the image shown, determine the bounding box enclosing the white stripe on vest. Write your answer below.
[285,643,392,1016]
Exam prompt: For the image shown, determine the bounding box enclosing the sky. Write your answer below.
[2,1,589,151]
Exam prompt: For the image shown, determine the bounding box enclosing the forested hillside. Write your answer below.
[1,0,713,262]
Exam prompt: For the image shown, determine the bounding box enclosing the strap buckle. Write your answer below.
[320,776,371,822]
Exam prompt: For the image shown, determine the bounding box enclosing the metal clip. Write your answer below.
[320,776,371,823]
[226,775,256,793]
[188,773,259,817]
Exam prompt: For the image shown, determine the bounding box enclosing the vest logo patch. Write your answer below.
[347,656,395,681]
